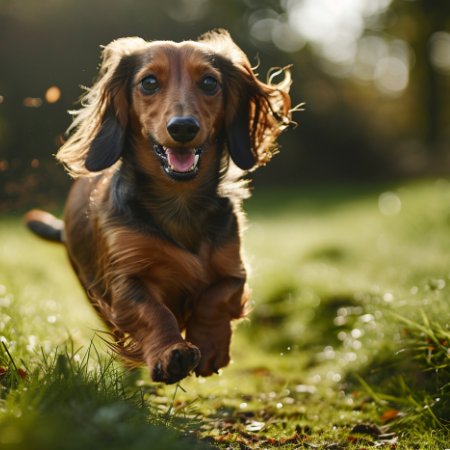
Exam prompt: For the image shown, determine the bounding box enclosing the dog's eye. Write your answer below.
[141,76,160,93]
[200,76,218,93]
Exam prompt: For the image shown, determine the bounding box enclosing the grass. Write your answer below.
[2,179,450,448]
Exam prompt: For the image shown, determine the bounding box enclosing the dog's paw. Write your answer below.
[194,342,230,378]
[151,342,200,384]
[185,322,232,378]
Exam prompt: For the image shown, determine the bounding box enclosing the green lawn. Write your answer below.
[1,180,450,449]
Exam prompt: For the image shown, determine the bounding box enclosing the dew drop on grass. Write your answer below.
[379,192,401,215]
[351,329,362,338]
[338,331,347,340]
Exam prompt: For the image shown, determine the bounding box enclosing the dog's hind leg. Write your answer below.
[24,210,64,243]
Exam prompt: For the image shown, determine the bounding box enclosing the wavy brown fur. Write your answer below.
[27,30,291,383]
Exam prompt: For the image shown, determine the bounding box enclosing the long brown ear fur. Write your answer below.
[198,29,292,170]
[57,37,147,177]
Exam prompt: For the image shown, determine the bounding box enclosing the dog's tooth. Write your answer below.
[193,154,199,168]
[190,164,194,171]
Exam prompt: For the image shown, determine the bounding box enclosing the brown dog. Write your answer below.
[25,30,291,384]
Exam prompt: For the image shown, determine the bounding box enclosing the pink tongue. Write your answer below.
[166,148,195,172]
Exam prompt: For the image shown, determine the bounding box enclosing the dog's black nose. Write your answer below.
[167,116,200,143]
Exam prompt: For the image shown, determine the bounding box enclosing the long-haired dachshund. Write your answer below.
[25,30,291,384]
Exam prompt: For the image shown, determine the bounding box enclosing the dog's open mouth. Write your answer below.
[152,141,205,181]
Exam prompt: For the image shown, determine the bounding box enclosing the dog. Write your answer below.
[24,30,291,384]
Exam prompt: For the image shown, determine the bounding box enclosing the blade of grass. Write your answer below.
[2,341,20,377]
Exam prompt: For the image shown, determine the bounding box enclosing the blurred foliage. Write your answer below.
[2,0,450,213]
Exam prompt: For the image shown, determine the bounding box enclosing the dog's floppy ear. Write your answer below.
[84,108,125,172]
[227,101,255,171]
[199,30,292,171]
[57,38,147,177]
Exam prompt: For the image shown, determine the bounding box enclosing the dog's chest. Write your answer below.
[104,225,241,295]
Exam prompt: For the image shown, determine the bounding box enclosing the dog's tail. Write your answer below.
[24,210,64,243]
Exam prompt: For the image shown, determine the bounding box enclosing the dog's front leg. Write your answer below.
[185,277,250,377]
[109,277,200,384]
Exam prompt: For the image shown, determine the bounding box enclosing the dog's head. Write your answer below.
[57,30,291,182]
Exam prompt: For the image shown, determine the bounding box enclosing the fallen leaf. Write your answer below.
[380,410,399,422]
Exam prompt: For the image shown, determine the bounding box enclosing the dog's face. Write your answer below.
[131,42,225,182]
[57,31,291,181]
